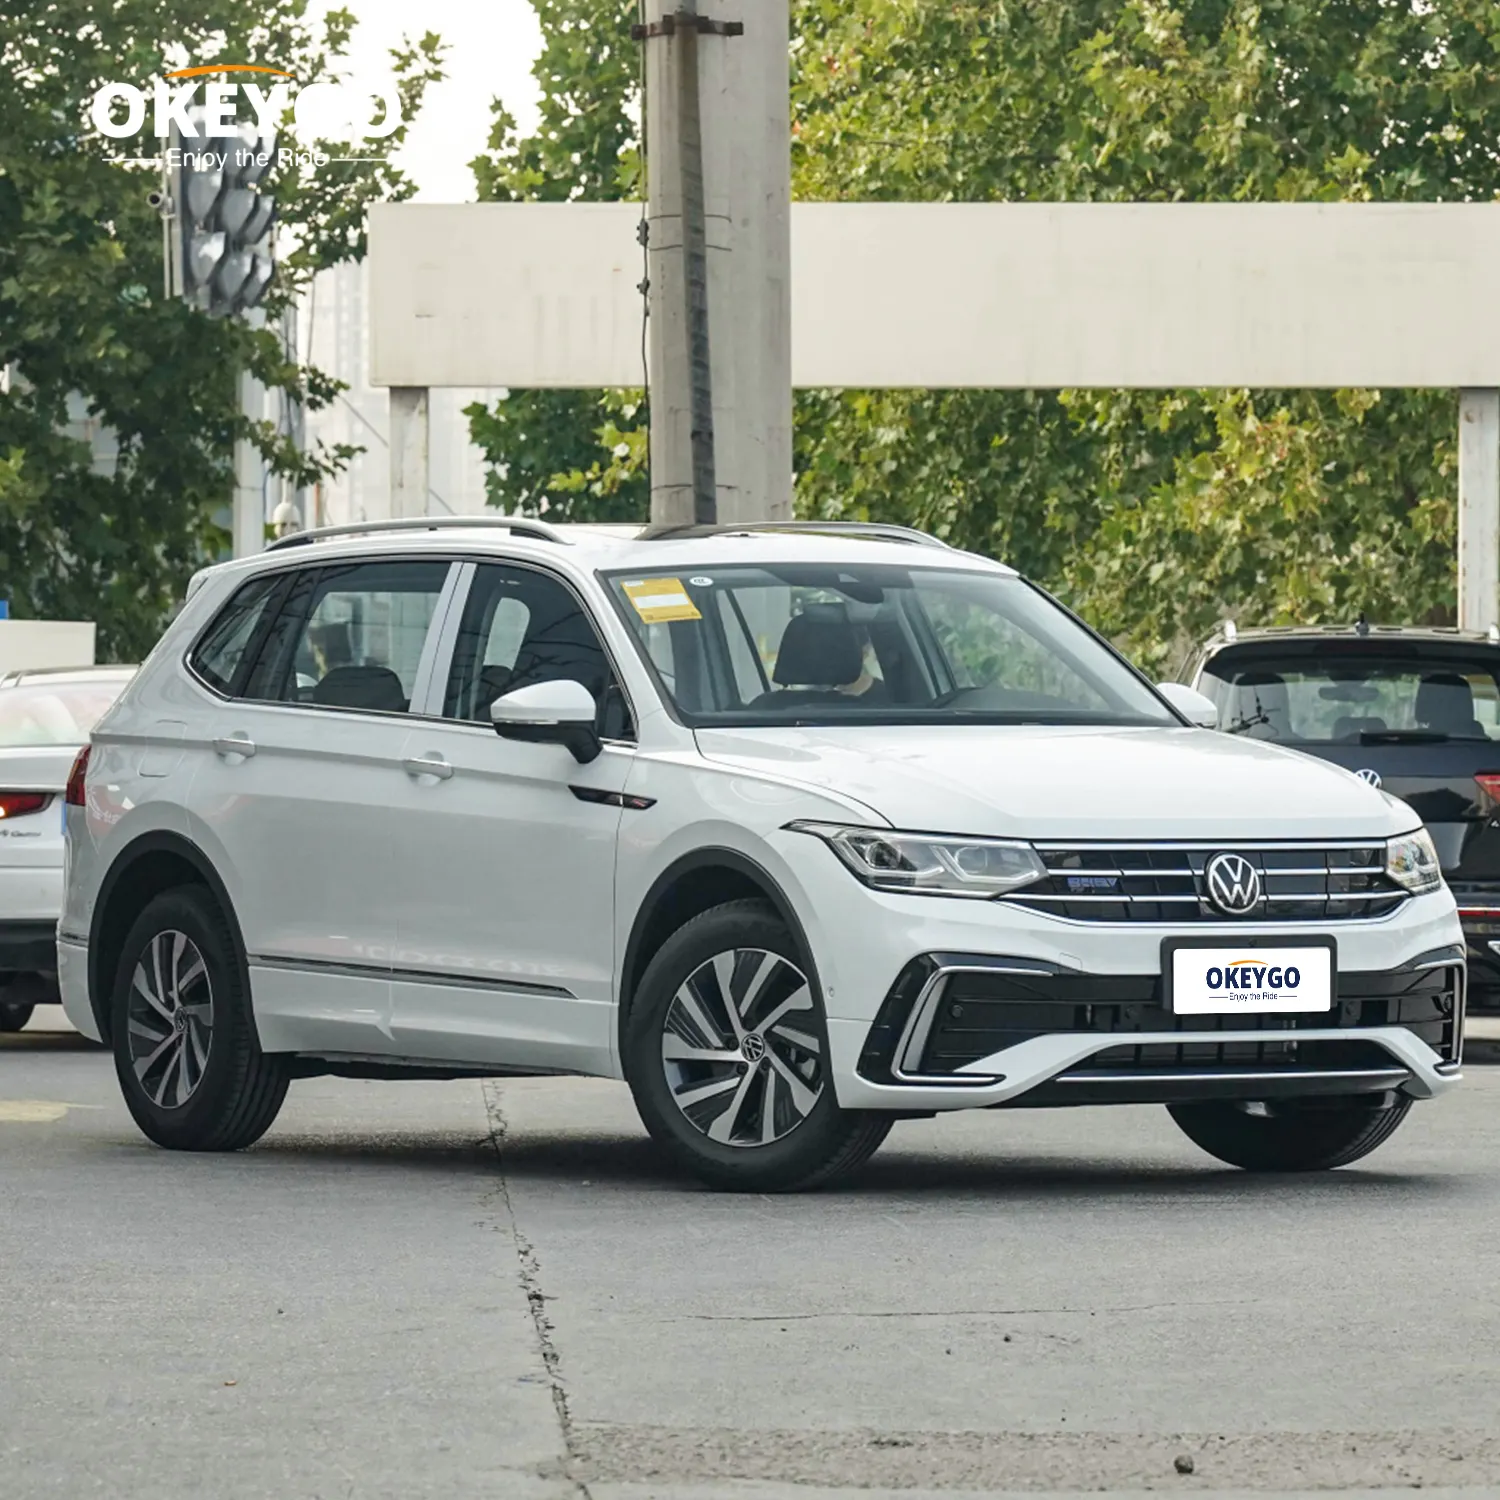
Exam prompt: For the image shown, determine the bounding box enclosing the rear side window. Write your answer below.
[189,575,283,696]
[243,560,451,714]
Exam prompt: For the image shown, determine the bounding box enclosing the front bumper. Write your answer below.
[780,833,1467,1112]
[829,946,1463,1111]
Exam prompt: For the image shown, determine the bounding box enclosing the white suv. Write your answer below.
[59,519,1464,1190]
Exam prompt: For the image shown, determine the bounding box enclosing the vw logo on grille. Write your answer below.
[1354,767,1382,788]
[1205,852,1262,916]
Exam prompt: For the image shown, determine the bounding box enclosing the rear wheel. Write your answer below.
[0,1000,34,1032]
[111,886,289,1151]
[1169,1095,1412,1172]
[625,900,891,1192]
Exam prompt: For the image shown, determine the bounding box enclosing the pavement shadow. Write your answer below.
[0,1030,104,1052]
[426,1126,1461,1203]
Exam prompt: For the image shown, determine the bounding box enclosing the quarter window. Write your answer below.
[243,560,451,714]
[189,574,284,697]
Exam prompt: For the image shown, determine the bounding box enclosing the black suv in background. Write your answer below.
[1187,623,1500,1010]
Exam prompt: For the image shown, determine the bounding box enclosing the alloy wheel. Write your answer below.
[660,947,824,1147]
[125,930,215,1110]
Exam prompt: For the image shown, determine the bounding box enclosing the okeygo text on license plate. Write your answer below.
[1171,945,1332,1015]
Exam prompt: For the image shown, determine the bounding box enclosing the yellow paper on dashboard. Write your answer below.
[621,578,703,624]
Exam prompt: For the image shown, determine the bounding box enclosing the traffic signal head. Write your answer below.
[171,117,277,317]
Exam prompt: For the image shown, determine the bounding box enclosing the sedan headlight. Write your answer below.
[1385,828,1442,894]
[789,821,1047,898]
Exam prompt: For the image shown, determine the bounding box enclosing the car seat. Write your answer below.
[1415,673,1487,738]
[311,664,408,713]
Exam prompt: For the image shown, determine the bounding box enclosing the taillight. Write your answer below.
[64,746,91,808]
[0,792,50,819]
[1477,773,1500,803]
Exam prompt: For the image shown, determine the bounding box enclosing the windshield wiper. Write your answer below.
[1222,711,1269,736]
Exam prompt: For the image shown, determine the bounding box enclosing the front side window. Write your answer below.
[1200,648,1500,743]
[605,563,1172,728]
[444,564,633,738]
[243,560,451,714]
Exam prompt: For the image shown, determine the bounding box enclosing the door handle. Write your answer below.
[212,734,256,760]
[402,755,454,781]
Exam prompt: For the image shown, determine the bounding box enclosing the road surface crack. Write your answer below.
[481,1079,591,1499]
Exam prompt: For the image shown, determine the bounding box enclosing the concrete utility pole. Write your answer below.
[1458,389,1500,633]
[389,386,430,519]
[640,0,792,525]
[232,359,266,560]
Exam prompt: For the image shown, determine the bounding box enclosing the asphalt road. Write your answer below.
[5,1014,1500,1500]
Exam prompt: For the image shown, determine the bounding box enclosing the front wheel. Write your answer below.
[625,899,891,1192]
[1169,1095,1413,1172]
[111,886,290,1152]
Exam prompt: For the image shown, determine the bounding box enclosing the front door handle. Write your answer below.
[402,754,454,781]
[212,734,256,760]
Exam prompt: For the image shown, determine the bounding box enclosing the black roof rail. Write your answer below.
[636,520,951,549]
[265,516,570,552]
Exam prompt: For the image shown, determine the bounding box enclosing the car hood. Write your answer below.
[694,724,1413,841]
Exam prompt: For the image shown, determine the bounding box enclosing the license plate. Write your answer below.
[1166,940,1334,1015]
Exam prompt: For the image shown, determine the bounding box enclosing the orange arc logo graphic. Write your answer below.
[164,64,295,80]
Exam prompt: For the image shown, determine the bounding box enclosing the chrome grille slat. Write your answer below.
[1005,840,1407,924]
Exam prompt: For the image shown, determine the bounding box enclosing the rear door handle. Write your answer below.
[402,754,454,781]
[212,734,256,760]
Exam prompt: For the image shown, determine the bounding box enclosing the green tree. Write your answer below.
[471,0,1494,669]
[0,1,441,658]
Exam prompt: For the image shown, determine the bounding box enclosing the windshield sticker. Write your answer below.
[622,578,703,623]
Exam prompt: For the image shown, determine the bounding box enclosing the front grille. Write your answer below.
[914,962,1461,1074]
[1002,842,1408,924]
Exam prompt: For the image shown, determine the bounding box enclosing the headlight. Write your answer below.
[1385,828,1442,894]
[789,821,1047,898]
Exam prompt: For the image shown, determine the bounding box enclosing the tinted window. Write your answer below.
[1200,649,1500,743]
[189,575,282,696]
[444,565,632,739]
[244,561,450,714]
[605,564,1171,728]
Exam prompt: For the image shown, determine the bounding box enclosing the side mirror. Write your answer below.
[491,680,602,764]
[1156,681,1219,729]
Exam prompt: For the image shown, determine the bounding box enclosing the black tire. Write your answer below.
[1169,1095,1413,1172]
[0,1000,34,1033]
[625,899,891,1192]
[111,885,290,1151]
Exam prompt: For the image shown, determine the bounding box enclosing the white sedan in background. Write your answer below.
[0,665,135,1032]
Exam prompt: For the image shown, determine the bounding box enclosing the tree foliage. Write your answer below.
[0,1,441,658]
[472,0,1498,668]
[465,0,648,524]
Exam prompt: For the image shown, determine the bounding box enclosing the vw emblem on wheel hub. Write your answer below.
[1205,852,1262,916]
[1355,767,1382,788]
[740,1032,767,1063]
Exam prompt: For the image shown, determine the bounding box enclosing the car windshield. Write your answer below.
[604,563,1174,728]
[0,678,129,747]
[1198,648,1500,743]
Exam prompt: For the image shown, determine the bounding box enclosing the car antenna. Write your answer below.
[1354,613,1371,637]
